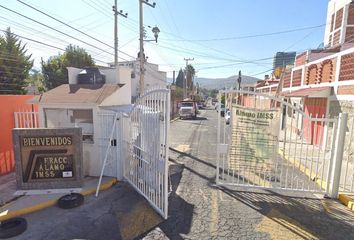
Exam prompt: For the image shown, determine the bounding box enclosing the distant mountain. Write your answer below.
[195,75,261,89]
[168,75,261,90]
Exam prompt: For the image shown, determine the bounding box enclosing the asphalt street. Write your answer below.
[143,107,354,240]
[7,107,354,240]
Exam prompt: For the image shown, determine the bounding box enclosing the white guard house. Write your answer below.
[32,66,132,178]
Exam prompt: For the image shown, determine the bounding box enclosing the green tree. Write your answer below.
[221,95,225,105]
[26,69,45,93]
[0,27,33,94]
[41,45,95,90]
[175,69,184,88]
[186,64,195,90]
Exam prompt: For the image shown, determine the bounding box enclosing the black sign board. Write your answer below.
[13,128,83,190]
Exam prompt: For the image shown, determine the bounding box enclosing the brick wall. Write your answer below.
[333,30,341,46]
[339,52,354,81]
[329,34,333,46]
[348,3,354,25]
[283,71,291,88]
[338,85,354,94]
[295,52,306,67]
[292,69,302,87]
[318,59,335,83]
[345,27,354,43]
[306,65,318,85]
[335,8,344,30]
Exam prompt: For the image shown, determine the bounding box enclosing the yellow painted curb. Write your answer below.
[338,194,354,211]
[0,178,117,221]
[279,150,354,212]
[278,149,327,190]
[0,199,57,222]
[81,178,118,196]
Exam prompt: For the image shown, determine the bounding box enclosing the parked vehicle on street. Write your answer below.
[220,104,226,116]
[179,98,197,119]
[225,110,231,124]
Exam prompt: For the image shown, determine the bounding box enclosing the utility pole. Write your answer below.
[237,70,242,104]
[139,0,156,96]
[184,57,194,98]
[237,70,241,90]
[112,1,127,66]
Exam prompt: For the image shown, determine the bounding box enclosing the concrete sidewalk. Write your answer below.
[0,173,117,221]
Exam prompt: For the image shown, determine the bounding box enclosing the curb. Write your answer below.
[338,194,354,211]
[0,178,117,221]
[279,149,354,212]
[279,149,328,189]
[170,117,179,123]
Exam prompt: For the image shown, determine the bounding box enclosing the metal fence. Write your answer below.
[14,111,39,128]
[217,90,347,197]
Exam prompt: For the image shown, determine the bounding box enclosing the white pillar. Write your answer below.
[328,112,348,198]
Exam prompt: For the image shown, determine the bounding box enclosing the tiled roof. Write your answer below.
[33,84,121,104]
[282,86,331,97]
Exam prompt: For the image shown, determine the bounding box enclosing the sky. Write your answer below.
[0,0,329,79]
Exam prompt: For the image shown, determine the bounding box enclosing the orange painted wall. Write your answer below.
[0,95,38,176]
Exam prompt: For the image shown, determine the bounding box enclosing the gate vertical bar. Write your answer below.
[163,90,170,219]
[328,113,348,198]
[216,91,222,184]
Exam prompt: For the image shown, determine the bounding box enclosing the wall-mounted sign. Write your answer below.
[13,128,83,190]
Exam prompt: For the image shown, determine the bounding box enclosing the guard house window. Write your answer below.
[44,108,94,143]
[70,109,94,143]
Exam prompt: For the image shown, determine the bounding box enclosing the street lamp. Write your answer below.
[143,26,160,43]
[139,0,160,95]
[151,26,160,43]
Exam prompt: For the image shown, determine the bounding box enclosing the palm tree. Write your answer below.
[186,64,195,90]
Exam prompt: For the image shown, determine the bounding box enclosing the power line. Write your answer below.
[0,15,115,63]
[0,29,114,65]
[17,0,114,50]
[2,4,135,61]
[0,29,66,51]
[0,4,129,60]
[161,24,326,42]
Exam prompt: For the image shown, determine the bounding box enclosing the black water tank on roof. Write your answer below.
[77,67,106,84]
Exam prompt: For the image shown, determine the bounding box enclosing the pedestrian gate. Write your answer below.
[96,88,170,219]
[216,90,348,197]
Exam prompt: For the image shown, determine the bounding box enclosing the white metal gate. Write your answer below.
[121,88,170,219]
[97,111,119,178]
[216,90,348,197]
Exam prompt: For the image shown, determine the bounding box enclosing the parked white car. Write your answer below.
[225,110,231,124]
